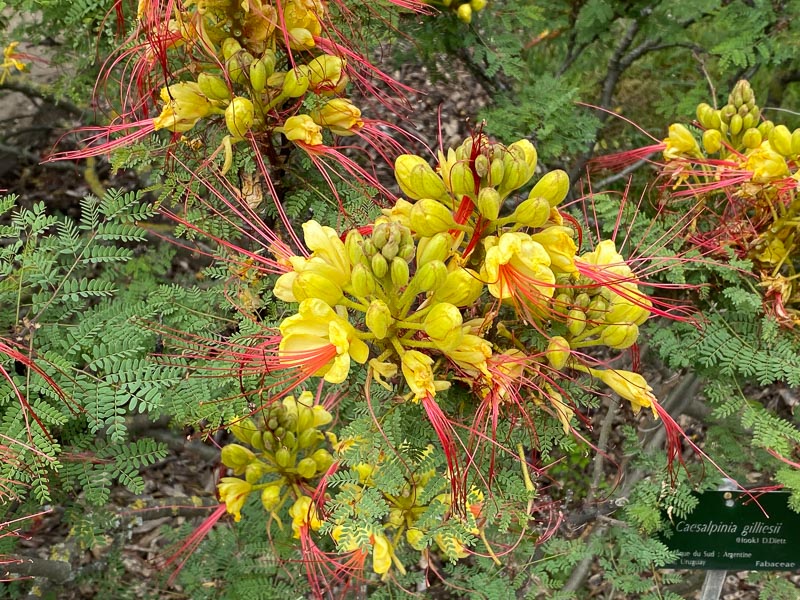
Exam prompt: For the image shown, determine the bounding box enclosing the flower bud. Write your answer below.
[288,27,315,50]
[546,336,571,370]
[769,125,793,156]
[470,0,487,9]
[221,444,256,474]
[758,120,774,139]
[489,157,505,185]
[312,405,332,428]
[457,3,472,23]
[395,155,448,200]
[260,430,274,450]
[410,199,457,237]
[261,485,282,511]
[297,457,318,479]
[742,128,762,150]
[702,129,722,154]
[298,428,323,449]
[412,260,448,293]
[283,114,323,146]
[391,256,410,287]
[573,292,591,310]
[474,154,490,178]
[292,271,343,306]
[225,96,255,138]
[566,308,586,337]
[587,297,608,321]
[229,418,259,445]
[371,253,388,278]
[282,430,297,450]
[345,230,366,264]
[366,299,392,339]
[477,187,502,220]
[729,113,743,136]
[197,73,230,101]
[351,263,376,297]
[512,196,550,227]
[222,37,242,61]
[417,232,452,266]
[281,66,311,98]
[529,170,569,207]
[311,448,334,472]
[226,51,254,85]
[599,323,639,349]
[508,139,537,178]
[275,447,292,468]
[446,161,476,198]
[792,129,800,155]
[431,267,483,307]
[306,54,347,94]
[424,302,464,351]
[249,57,269,92]
[311,98,363,136]
[381,240,400,261]
[696,102,715,129]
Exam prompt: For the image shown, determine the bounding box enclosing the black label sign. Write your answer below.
[661,491,800,570]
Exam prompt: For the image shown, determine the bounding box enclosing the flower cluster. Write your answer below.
[217,391,335,522]
[269,133,661,473]
[631,81,800,325]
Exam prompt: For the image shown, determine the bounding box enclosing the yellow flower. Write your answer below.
[289,496,322,538]
[577,239,634,279]
[446,334,492,377]
[371,533,393,574]
[152,82,213,133]
[311,98,363,135]
[220,444,256,475]
[284,114,323,146]
[424,303,464,351]
[745,141,790,183]
[663,123,700,159]
[306,55,348,94]
[530,226,578,273]
[0,42,27,84]
[217,477,253,522]
[369,358,398,390]
[481,232,555,301]
[591,368,657,416]
[302,220,350,276]
[283,0,322,49]
[401,350,436,400]
[279,299,369,384]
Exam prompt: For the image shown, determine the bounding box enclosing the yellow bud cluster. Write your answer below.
[424,0,489,24]
[216,391,335,523]
[138,0,364,173]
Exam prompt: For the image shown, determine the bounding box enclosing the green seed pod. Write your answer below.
[274,447,292,468]
[259,49,276,78]
[390,256,410,287]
